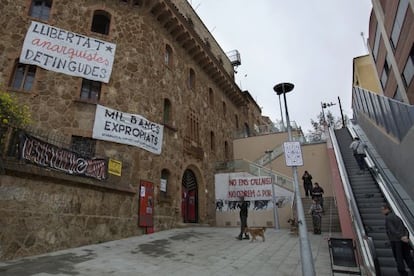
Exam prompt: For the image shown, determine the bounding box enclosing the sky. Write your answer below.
[189,0,373,133]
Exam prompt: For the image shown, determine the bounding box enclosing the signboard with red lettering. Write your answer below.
[227,176,274,200]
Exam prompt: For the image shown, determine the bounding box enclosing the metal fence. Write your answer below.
[353,87,414,141]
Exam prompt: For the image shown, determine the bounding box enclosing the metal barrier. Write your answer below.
[352,86,414,141]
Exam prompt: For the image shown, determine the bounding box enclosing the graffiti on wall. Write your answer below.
[20,133,107,180]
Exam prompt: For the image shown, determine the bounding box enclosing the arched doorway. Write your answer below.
[181,169,198,223]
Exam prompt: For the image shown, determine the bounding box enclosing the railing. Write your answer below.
[215,159,294,192]
[352,86,414,141]
[233,121,304,139]
[329,127,377,276]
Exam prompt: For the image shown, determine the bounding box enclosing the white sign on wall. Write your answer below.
[92,105,164,155]
[20,21,116,83]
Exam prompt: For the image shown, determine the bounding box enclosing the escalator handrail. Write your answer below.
[329,127,377,276]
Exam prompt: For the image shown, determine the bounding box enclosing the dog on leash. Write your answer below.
[287,218,298,235]
[244,227,266,242]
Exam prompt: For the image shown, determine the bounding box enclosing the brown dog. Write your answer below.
[287,218,298,235]
[244,227,266,242]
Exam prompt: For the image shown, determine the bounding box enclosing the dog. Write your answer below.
[244,227,266,242]
[287,218,298,235]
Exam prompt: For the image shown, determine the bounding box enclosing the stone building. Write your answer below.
[0,0,266,260]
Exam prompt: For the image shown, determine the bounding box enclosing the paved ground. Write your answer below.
[0,227,342,276]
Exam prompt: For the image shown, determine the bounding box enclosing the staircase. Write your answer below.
[335,128,399,276]
[302,197,341,233]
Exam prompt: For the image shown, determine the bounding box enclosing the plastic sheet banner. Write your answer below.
[20,21,116,83]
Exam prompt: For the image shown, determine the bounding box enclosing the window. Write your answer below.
[402,44,414,87]
[29,0,52,21]
[186,109,199,143]
[391,0,409,49]
[91,10,111,35]
[163,98,171,125]
[210,131,215,151]
[71,136,96,157]
[160,169,170,199]
[235,114,239,129]
[80,79,101,102]
[372,24,381,61]
[208,88,214,107]
[164,44,173,67]
[222,101,227,116]
[394,86,404,102]
[224,141,229,160]
[380,58,390,89]
[188,68,195,90]
[10,62,37,91]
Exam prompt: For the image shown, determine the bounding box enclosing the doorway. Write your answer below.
[181,169,198,223]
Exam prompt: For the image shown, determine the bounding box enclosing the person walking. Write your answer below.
[309,199,323,234]
[382,203,414,276]
[302,170,313,197]
[349,137,368,174]
[311,182,325,210]
[236,197,249,240]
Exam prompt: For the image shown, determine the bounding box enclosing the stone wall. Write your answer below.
[0,174,142,260]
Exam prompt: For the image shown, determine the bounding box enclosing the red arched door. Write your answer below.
[181,169,198,223]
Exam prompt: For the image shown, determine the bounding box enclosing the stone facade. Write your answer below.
[0,0,265,260]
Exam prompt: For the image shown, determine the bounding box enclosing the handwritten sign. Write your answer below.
[92,105,164,155]
[20,21,116,83]
[227,176,273,200]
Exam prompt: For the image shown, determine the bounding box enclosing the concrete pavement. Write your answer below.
[0,227,340,276]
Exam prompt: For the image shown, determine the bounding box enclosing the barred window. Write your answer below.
[71,136,96,157]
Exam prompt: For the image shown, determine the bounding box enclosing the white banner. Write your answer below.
[226,176,292,201]
[92,105,164,155]
[20,21,116,83]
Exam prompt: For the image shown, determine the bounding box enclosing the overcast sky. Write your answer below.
[190,0,373,133]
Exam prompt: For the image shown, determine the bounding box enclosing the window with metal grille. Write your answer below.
[71,136,96,158]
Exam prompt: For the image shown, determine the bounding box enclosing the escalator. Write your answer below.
[334,128,398,275]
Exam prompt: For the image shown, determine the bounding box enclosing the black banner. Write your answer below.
[20,134,107,180]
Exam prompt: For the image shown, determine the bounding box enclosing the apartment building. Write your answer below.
[368,0,414,103]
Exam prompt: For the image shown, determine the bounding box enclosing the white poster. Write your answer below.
[20,21,116,83]
[92,105,164,155]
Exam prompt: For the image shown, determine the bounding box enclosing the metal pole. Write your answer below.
[278,94,285,130]
[265,150,280,230]
[283,92,316,276]
[338,96,346,128]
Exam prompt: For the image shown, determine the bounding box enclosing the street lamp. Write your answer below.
[265,149,280,230]
[273,82,316,276]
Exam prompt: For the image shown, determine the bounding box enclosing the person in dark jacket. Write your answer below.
[302,170,313,197]
[382,203,414,276]
[236,197,249,240]
[311,182,324,210]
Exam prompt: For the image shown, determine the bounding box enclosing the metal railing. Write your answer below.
[352,86,414,141]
